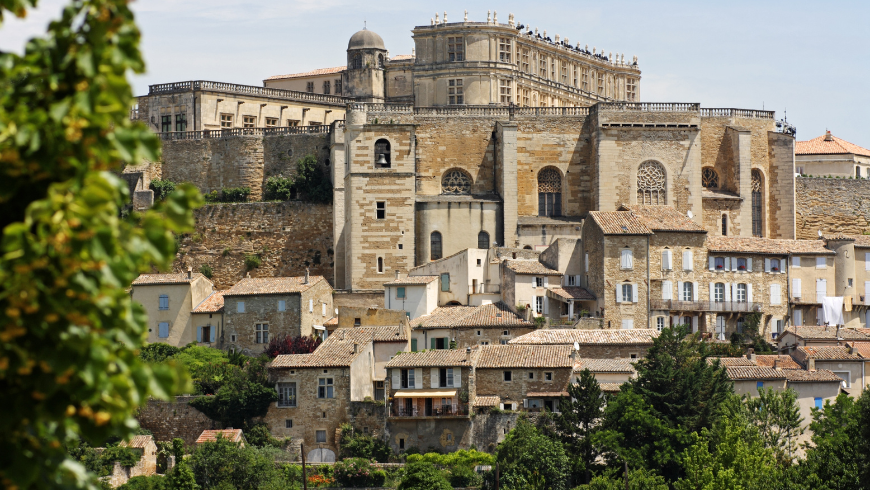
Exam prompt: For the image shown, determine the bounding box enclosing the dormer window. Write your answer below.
[374,139,391,168]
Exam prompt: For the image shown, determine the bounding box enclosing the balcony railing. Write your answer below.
[148,80,348,106]
[650,299,762,313]
[392,404,469,418]
[470,284,501,295]
[155,125,332,140]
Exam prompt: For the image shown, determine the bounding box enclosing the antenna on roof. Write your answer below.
[687,210,694,219]
[573,341,579,351]
[364,19,366,29]
[818,230,823,238]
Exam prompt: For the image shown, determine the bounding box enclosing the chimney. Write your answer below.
[466,346,472,365]
[246,272,251,278]
[808,358,816,371]
[746,348,755,362]
[304,268,310,284]
[773,358,781,370]
[824,130,833,141]
[395,270,400,279]
[187,267,192,279]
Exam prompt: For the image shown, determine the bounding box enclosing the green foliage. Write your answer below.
[338,426,393,462]
[534,316,547,328]
[244,254,262,270]
[198,264,213,279]
[263,176,295,201]
[203,187,251,203]
[139,343,182,364]
[150,180,177,201]
[118,475,166,490]
[171,438,185,462]
[574,468,668,490]
[188,362,277,428]
[167,461,199,490]
[100,445,140,468]
[293,155,332,203]
[245,423,286,449]
[333,458,386,488]
[554,369,605,485]
[490,418,570,490]
[447,465,482,487]
[405,448,495,468]
[0,0,203,488]
[741,388,804,464]
[187,436,282,490]
[398,461,451,490]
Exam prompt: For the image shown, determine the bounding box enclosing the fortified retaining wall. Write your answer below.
[173,202,334,290]
[795,178,870,239]
[137,396,216,445]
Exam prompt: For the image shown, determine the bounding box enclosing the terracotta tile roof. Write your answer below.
[709,357,756,367]
[473,395,500,407]
[783,369,843,383]
[574,358,636,373]
[383,275,439,286]
[192,291,225,313]
[390,54,415,61]
[599,382,623,392]
[588,211,653,235]
[412,302,532,329]
[509,329,659,345]
[224,276,326,296]
[527,391,569,397]
[846,341,870,357]
[196,429,244,444]
[476,344,574,369]
[725,366,787,380]
[705,236,834,255]
[754,355,802,369]
[795,346,863,361]
[386,350,473,368]
[324,317,338,326]
[504,260,562,275]
[265,66,345,81]
[120,435,154,449]
[270,326,405,369]
[548,287,596,300]
[781,326,870,341]
[850,235,870,248]
[619,205,707,233]
[133,273,206,285]
[795,132,870,157]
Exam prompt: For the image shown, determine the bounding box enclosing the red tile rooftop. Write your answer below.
[796,132,870,157]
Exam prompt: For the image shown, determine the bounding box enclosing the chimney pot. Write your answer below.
[808,358,816,371]
[395,270,400,279]
[187,267,192,279]
[304,268,310,284]
[825,130,833,141]
[774,358,781,370]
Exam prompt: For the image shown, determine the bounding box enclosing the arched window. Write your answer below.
[702,167,719,188]
[374,139,391,168]
[378,54,385,68]
[721,214,728,236]
[751,170,763,237]
[637,161,666,204]
[351,54,363,70]
[377,257,384,273]
[478,231,490,249]
[430,232,442,260]
[442,169,472,195]
[538,167,562,217]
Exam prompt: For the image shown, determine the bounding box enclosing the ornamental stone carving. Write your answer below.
[637,160,666,205]
[442,169,472,195]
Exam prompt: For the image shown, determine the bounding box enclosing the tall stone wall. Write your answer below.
[173,202,333,290]
[137,396,216,445]
[795,178,870,239]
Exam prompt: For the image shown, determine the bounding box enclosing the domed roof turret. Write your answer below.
[348,29,385,50]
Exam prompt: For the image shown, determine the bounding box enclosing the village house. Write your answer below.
[790,345,869,395]
[572,358,637,393]
[196,428,246,446]
[777,325,870,351]
[222,273,334,354]
[795,131,870,179]
[190,291,225,347]
[509,328,659,359]
[474,344,574,413]
[410,301,535,350]
[131,271,215,347]
[106,435,159,488]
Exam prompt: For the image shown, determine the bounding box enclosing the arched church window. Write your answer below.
[430,232,442,261]
[378,54,385,68]
[351,54,363,70]
[637,161,666,205]
[702,167,719,189]
[751,170,763,237]
[478,231,490,249]
[442,169,471,195]
[538,167,562,217]
[374,139,391,168]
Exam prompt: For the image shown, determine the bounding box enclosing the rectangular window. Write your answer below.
[622,284,633,303]
[277,382,297,407]
[816,257,827,269]
[656,317,665,331]
[401,369,415,389]
[396,287,406,299]
[306,82,314,93]
[715,257,726,270]
[621,319,634,329]
[199,325,212,343]
[521,49,530,73]
[683,250,693,271]
[581,69,589,91]
[545,372,553,381]
[621,249,633,269]
[285,419,293,428]
[814,397,823,410]
[499,79,512,104]
[323,80,330,94]
[335,79,342,95]
[158,294,169,310]
[662,249,672,271]
[535,277,544,287]
[287,119,299,127]
[529,372,535,380]
[237,301,245,313]
[736,258,748,271]
[315,430,327,443]
[278,300,286,311]
[714,283,725,302]
[161,115,171,132]
[598,74,605,94]
[265,117,278,127]
[521,87,530,107]
[757,381,764,390]
[448,79,464,105]
[503,371,512,381]
[243,115,256,128]
[498,38,511,62]
[567,275,576,286]
[158,322,169,338]
[441,273,450,292]
[318,378,334,398]
[376,202,385,220]
[175,114,187,132]
[817,279,827,303]
[682,282,694,302]
[539,54,547,78]
[535,296,544,313]
[561,63,568,84]
[220,113,233,128]
[626,78,637,101]
[255,323,269,344]
[736,283,747,302]
[447,37,464,61]
[770,284,782,305]
[792,256,800,268]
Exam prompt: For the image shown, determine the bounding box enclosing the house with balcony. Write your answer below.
[407,248,501,307]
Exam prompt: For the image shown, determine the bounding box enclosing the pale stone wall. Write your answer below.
[797,153,870,178]
[223,293,301,355]
[795,178,870,239]
[416,202,500,268]
[136,396,217,445]
[601,235,649,330]
[133,277,214,347]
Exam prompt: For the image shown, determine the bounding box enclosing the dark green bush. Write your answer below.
[149,180,176,201]
[203,187,251,203]
[398,461,451,490]
[199,263,213,279]
[338,425,393,462]
[244,254,261,270]
[138,343,181,363]
[334,458,386,487]
[264,176,295,201]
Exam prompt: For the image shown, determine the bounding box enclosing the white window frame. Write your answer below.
[621,249,633,270]
[277,382,297,407]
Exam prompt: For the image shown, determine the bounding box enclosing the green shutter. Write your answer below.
[431,338,437,349]
[444,337,451,349]
[411,339,417,352]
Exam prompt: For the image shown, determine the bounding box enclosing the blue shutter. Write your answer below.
[814,397,823,409]
[210,327,216,343]
[197,327,202,343]
[158,322,169,338]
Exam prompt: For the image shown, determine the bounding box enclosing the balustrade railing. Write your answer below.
[650,299,762,313]
[700,108,775,119]
[392,404,468,417]
[360,104,590,117]
[148,81,348,105]
[156,125,331,141]
[596,102,700,112]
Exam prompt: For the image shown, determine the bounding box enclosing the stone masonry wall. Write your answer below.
[795,178,870,239]
[136,396,217,445]
[173,202,333,290]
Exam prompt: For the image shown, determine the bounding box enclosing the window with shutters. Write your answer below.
[770,284,782,305]
[715,257,725,270]
[396,287,405,299]
[637,161,666,204]
[318,378,334,398]
[683,250,693,271]
[158,294,169,310]
[431,232,442,260]
[537,167,562,217]
[736,284,747,303]
[567,275,576,286]
[751,170,763,237]
[277,382,297,407]
[662,249,672,270]
[439,368,454,387]
[621,249,633,270]
[816,279,827,303]
[448,37,464,61]
[716,316,726,339]
[770,258,781,272]
[255,323,269,344]
[199,325,212,343]
[442,169,471,195]
[714,283,725,302]
[535,296,544,313]
[682,282,694,302]
[158,322,169,338]
[736,258,748,271]
[622,284,633,303]
[792,278,802,298]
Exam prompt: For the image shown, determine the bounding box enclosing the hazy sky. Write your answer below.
[1,0,868,145]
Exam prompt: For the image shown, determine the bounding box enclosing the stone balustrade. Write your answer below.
[700,108,775,119]
[148,81,348,106]
[155,125,332,141]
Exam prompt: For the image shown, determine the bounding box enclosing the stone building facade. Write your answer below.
[131,272,216,347]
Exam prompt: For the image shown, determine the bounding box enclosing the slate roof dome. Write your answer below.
[348,29,385,50]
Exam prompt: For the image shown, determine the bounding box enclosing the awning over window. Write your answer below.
[393,389,457,398]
